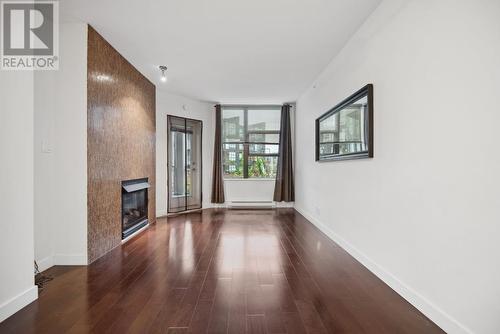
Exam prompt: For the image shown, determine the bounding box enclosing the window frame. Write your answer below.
[222,105,281,179]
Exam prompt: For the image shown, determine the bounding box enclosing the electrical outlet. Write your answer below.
[41,139,52,153]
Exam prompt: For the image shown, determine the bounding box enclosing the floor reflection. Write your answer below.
[0,209,444,333]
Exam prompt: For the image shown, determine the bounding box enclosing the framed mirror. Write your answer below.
[315,84,373,161]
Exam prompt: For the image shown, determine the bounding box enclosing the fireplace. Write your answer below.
[122,178,150,239]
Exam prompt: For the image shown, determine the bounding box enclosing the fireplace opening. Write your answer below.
[122,178,150,239]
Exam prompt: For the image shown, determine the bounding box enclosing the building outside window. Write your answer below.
[318,104,365,156]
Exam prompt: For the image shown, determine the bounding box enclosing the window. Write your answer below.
[222,106,281,178]
[227,123,236,136]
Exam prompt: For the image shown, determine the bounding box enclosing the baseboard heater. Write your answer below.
[228,200,275,209]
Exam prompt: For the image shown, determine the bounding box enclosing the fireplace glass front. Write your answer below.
[122,178,149,239]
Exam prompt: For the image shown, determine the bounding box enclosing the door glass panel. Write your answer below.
[167,116,202,213]
[186,119,202,210]
[168,116,187,213]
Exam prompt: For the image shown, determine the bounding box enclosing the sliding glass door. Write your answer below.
[167,116,202,213]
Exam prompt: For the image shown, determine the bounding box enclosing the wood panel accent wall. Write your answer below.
[87,26,156,263]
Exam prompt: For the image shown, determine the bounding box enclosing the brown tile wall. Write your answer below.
[87,26,156,263]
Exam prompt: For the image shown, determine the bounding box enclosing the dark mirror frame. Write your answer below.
[315,84,373,162]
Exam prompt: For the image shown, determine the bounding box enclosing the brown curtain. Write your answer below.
[211,105,225,203]
[274,104,295,202]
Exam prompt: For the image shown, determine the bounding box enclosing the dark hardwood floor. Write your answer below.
[0,209,444,333]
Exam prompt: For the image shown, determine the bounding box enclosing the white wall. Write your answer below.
[156,91,214,215]
[34,23,88,269]
[294,1,500,333]
[225,179,277,203]
[34,69,55,270]
[0,71,38,321]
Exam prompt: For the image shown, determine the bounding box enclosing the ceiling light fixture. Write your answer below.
[159,65,168,83]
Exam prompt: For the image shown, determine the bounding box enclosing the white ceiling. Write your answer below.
[62,0,381,104]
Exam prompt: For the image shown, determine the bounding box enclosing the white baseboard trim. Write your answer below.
[53,254,87,266]
[35,256,54,272]
[156,209,167,217]
[0,285,38,323]
[275,202,294,208]
[294,205,473,334]
[35,254,87,271]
